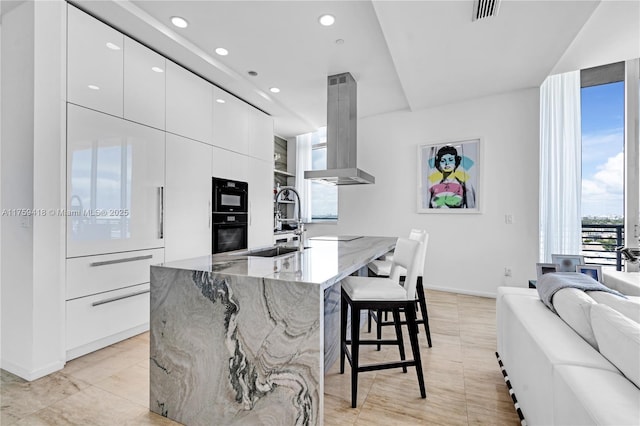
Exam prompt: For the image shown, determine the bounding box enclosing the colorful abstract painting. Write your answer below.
[417,138,481,213]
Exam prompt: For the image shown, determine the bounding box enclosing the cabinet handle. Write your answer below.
[208,200,211,229]
[89,254,153,267]
[91,289,150,307]
[159,186,164,239]
[249,201,252,226]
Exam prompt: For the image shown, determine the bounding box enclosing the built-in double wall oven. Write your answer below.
[212,177,248,254]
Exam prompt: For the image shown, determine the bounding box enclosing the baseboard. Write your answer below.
[1,358,65,382]
[423,284,496,299]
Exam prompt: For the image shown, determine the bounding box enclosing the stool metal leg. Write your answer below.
[416,278,432,347]
[376,309,383,350]
[406,303,426,398]
[391,308,407,373]
[350,304,361,408]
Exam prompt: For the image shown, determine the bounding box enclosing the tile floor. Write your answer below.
[1,290,520,425]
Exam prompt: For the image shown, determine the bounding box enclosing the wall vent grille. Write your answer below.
[472,0,501,21]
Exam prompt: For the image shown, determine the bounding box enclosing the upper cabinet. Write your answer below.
[124,37,166,130]
[212,86,249,155]
[248,108,274,163]
[67,5,123,117]
[166,61,213,144]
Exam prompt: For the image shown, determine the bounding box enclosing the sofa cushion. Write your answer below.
[587,291,640,323]
[553,288,598,348]
[591,303,640,389]
[553,364,640,426]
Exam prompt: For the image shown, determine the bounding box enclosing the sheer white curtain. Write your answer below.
[295,132,313,223]
[539,71,582,262]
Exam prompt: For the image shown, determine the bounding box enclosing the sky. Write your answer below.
[581,81,624,217]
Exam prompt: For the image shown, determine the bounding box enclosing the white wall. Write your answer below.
[551,0,640,75]
[309,88,540,297]
[1,0,66,380]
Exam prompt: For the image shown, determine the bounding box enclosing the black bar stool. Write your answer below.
[340,237,427,408]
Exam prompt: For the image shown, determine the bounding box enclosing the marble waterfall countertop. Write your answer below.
[149,236,395,426]
[155,235,396,290]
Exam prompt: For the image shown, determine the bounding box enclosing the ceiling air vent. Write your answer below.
[472,0,501,21]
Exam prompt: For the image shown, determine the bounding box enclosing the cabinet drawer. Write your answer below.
[67,248,164,300]
[66,283,150,356]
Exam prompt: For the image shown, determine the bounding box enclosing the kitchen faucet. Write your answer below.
[275,186,305,250]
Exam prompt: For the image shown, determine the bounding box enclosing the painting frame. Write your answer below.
[536,263,559,280]
[576,264,603,283]
[417,137,482,213]
[551,254,585,273]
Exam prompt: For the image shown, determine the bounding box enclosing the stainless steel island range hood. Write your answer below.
[304,73,375,185]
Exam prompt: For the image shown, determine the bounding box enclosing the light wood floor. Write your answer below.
[1,290,520,425]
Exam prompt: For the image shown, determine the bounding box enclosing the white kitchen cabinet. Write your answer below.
[212,145,249,182]
[212,86,249,154]
[66,104,165,258]
[248,108,274,162]
[67,5,123,117]
[66,282,151,360]
[124,37,165,130]
[166,61,213,144]
[165,134,212,262]
[248,157,274,248]
[66,248,164,300]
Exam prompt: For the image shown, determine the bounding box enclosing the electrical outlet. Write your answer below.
[504,267,512,277]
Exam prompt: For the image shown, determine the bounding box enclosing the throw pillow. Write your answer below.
[553,288,598,349]
[591,303,640,389]
[587,291,640,323]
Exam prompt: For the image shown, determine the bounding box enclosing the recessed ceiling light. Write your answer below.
[269,87,280,93]
[171,16,189,28]
[216,98,226,104]
[215,47,228,56]
[88,85,100,90]
[319,14,335,26]
[106,42,121,50]
[151,66,164,73]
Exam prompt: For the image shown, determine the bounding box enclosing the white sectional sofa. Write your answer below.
[496,286,640,425]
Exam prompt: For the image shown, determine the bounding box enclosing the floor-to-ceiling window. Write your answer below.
[580,60,640,270]
[580,63,625,268]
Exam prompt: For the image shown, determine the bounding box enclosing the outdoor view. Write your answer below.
[310,127,338,220]
[581,81,624,267]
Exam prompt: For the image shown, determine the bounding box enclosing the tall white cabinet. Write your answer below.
[165,135,212,262]
[62,4,273,363]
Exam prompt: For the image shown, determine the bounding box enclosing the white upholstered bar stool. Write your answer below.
[368,229,432,347]
[340,237,427,408]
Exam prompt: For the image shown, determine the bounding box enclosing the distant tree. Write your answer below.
[601,238,617,252]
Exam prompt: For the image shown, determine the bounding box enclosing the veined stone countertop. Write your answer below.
[156,235,396,290]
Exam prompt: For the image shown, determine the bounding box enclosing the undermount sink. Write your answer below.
[241,246,309,258]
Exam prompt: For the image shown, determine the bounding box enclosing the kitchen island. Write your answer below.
[149,236,395,426]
